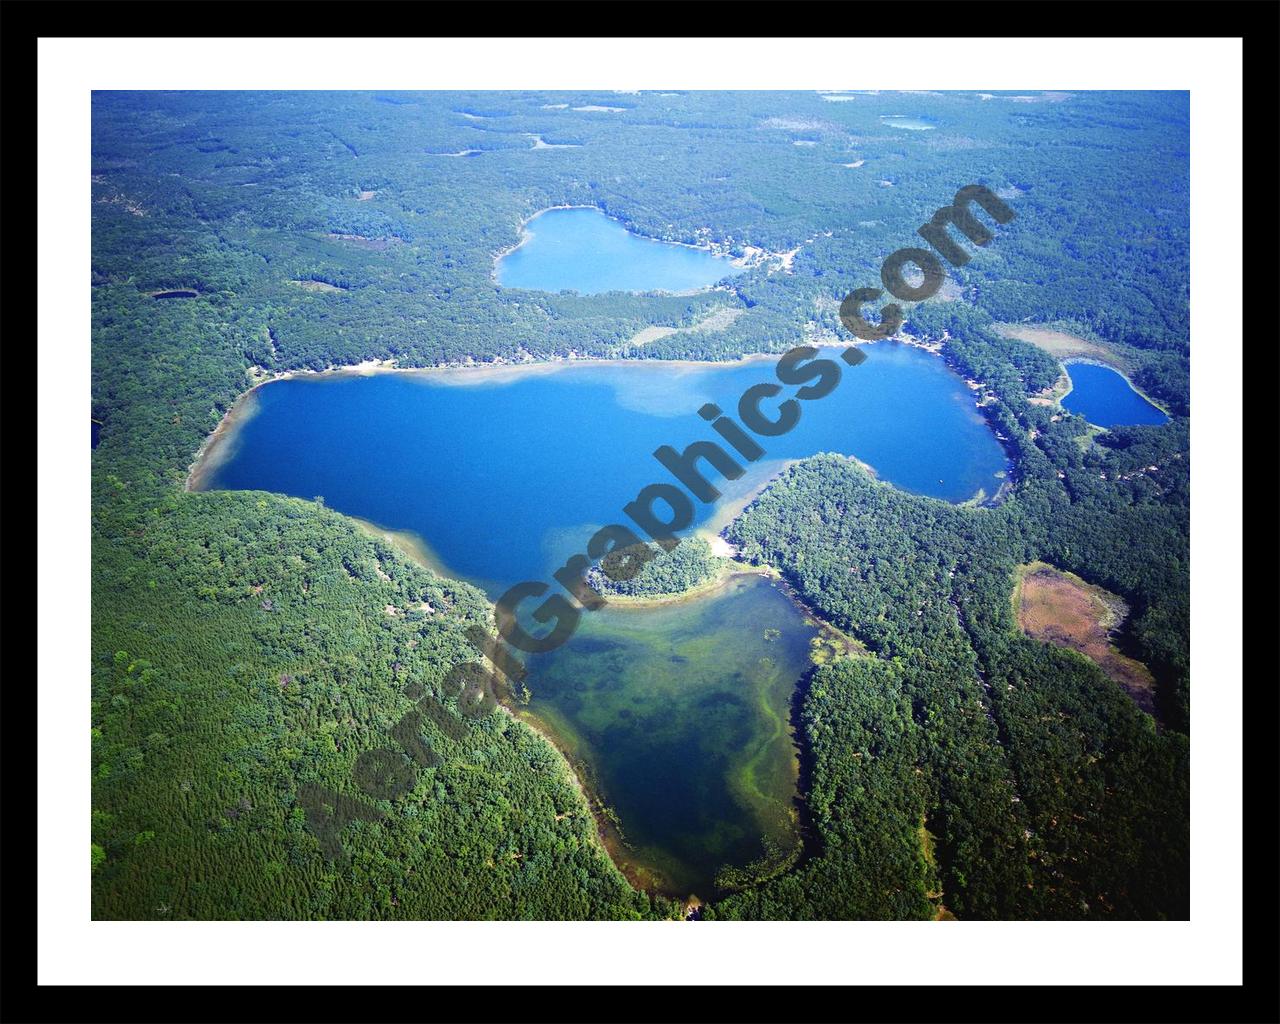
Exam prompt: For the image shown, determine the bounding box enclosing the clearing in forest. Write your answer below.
[1012,561,1158,716]
[994,324,1117,362]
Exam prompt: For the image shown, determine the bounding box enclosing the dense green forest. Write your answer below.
[586,537,725,598]
[709,451,1188,920]
[92,487,667,919]
[92,90,1189,920]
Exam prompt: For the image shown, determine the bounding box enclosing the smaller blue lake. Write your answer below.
[496,207,746,295]
[880,115,935,131]
[1061,362,1168,428]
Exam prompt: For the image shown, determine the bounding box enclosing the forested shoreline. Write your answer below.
[92,90,1189,920]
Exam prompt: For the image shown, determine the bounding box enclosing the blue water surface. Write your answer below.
[496,207,745,295]
[880,115,936,131]
[1061,361,1168,428]
[203,343,1009,597]
[201,342,1014,895]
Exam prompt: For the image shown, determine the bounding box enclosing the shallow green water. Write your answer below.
[525,574,817,898]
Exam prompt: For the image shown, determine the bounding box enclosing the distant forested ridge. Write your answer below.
[92,90,1189,920]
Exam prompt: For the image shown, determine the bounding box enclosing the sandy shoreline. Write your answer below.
[505,700,679,897]
[184,358,399,491]
[489,203,594,269]
[498,700,640,887]
[592,564,777,611]
[183,387,264,492]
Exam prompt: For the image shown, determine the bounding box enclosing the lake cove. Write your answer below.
[495,206,746,295]
[1061,361,1168,428]
[195,342,1009,896]
[524,573,815,897]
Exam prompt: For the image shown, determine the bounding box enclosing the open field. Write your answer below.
[290,279,347,293]
[626,305,745,346]
[1012,561,1157,716]
[995,323,1122,366]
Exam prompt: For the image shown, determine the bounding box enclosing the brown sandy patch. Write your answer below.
[995,324,1120,366]
[1013,562,1157,715]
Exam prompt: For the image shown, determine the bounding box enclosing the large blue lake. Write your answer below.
[1061,361,1168,428]
[197,342,1009,897]
[496,207,745,295]
[200,343,1007,596]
